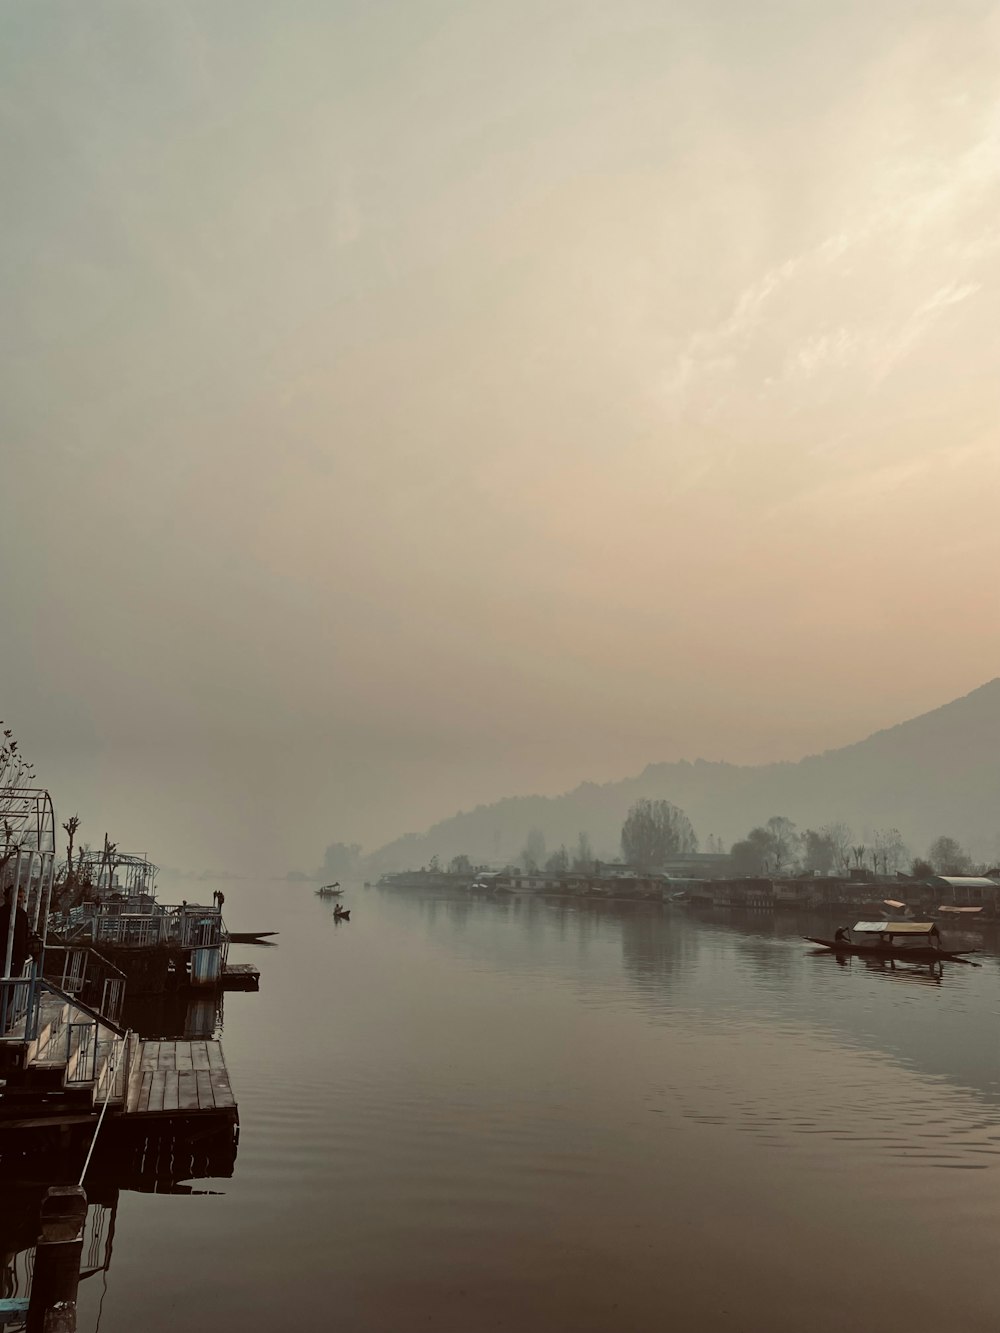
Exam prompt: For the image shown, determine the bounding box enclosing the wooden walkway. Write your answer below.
[125,1040,237,1119]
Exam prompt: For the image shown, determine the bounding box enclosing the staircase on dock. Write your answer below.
[1,973,237,1132]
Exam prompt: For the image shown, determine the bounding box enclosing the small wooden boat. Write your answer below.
[806,920,977,965]
[316,883,343,897]
[333,907,351,921]
[228,930,278,944]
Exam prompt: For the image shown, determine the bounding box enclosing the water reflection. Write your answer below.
[0,1120,238,1330]
[121,989,224,1040]
[825,951,945,986]
[619,907,699,989]
[390,888,1000,1128]
[0,1185,116,1324]
[0,971,236,1329]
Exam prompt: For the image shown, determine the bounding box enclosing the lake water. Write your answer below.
[12,882,1000,1330]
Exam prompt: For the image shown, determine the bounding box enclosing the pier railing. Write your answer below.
[57,903,226,951]
[43,946,127,1028]
[1,971,129,1088]
[0,969,38,1041]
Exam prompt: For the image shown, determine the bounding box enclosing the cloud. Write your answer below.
[658,62,1000,420]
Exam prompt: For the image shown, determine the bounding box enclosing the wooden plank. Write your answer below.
[191,1044,211,1072]
[195,1070,215,1111]
[205,1042,226,1071]
[177,1070,200,1112]
[148,1070,167,1114]
[162,1071,180,1112]
[158,1041,177,1072]
[140,1041,159,1072]
[137,1071,153,1115]
[210,1071,236,1110]
[125,1041,145,1113]
[175,1046,194,1072]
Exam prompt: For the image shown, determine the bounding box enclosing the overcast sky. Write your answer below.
[3,1,999,871]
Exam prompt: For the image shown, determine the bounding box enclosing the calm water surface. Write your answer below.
[51,884,1000,1328]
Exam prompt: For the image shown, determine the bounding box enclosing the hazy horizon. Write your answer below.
[4,2,1000,870]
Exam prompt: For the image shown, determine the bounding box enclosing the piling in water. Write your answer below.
[27,1185,88,1333]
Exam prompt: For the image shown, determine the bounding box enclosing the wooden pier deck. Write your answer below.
[125,1039,237,1118]
[2,998,237,1135]
[221,961,260,991]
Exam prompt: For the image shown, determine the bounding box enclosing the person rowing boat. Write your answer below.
[805,920,976,964]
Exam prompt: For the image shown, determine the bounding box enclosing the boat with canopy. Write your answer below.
[805,921,976,964]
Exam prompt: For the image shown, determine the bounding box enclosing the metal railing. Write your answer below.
[42,946,127,1027]
[64,1019,98,1084]
[53,904,225,951]
[0,962,134,1111]
[0,968,37,1040]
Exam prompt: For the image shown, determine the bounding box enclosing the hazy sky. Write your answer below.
[3,1,999,870]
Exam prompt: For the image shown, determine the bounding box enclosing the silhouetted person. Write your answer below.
[834,927,849,946]
[0,888,29,977]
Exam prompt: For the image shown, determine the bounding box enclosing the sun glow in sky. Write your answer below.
[2,1,999,867]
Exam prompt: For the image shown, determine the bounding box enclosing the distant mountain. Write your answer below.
[366,680,1000,871]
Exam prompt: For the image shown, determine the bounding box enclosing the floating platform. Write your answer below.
[221,962,260,991]
[125,1039,236,1119]
[0,983,238,1143]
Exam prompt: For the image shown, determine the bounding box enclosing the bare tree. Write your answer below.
[927,836,971,876]
[0,723,38,886]
[101,833,122,894]
[62,814,81,883]
[803,829,835,874]
[545,845,569,875]
[872,828,907,877]
[571,832,594,873]
[822,823,853,875]
[621,800,698,872]
[0,723,36,794]
[766,817,801,875]
[520,828,547,874]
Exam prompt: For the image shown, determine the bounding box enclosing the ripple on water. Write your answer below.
[662,1016,1000,1170]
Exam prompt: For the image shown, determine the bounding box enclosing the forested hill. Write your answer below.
[365,679,1000,871]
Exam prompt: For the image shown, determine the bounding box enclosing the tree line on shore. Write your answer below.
[727,817,991,879]
[390,799,995,882]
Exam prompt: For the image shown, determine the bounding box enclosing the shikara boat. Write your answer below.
[228,930,278,944]
[805,920,976,964]
[316,884,343,897]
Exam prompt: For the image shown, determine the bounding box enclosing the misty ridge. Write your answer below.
[330,679,1000,876]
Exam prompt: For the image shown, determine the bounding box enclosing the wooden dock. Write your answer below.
[1,985,237,1138]
[221,961,260,991]
[125,1039,236,1118]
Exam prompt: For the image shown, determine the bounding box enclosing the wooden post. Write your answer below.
[27,1186,88,1333]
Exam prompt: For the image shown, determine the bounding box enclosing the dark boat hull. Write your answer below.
[805,937,973,963]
